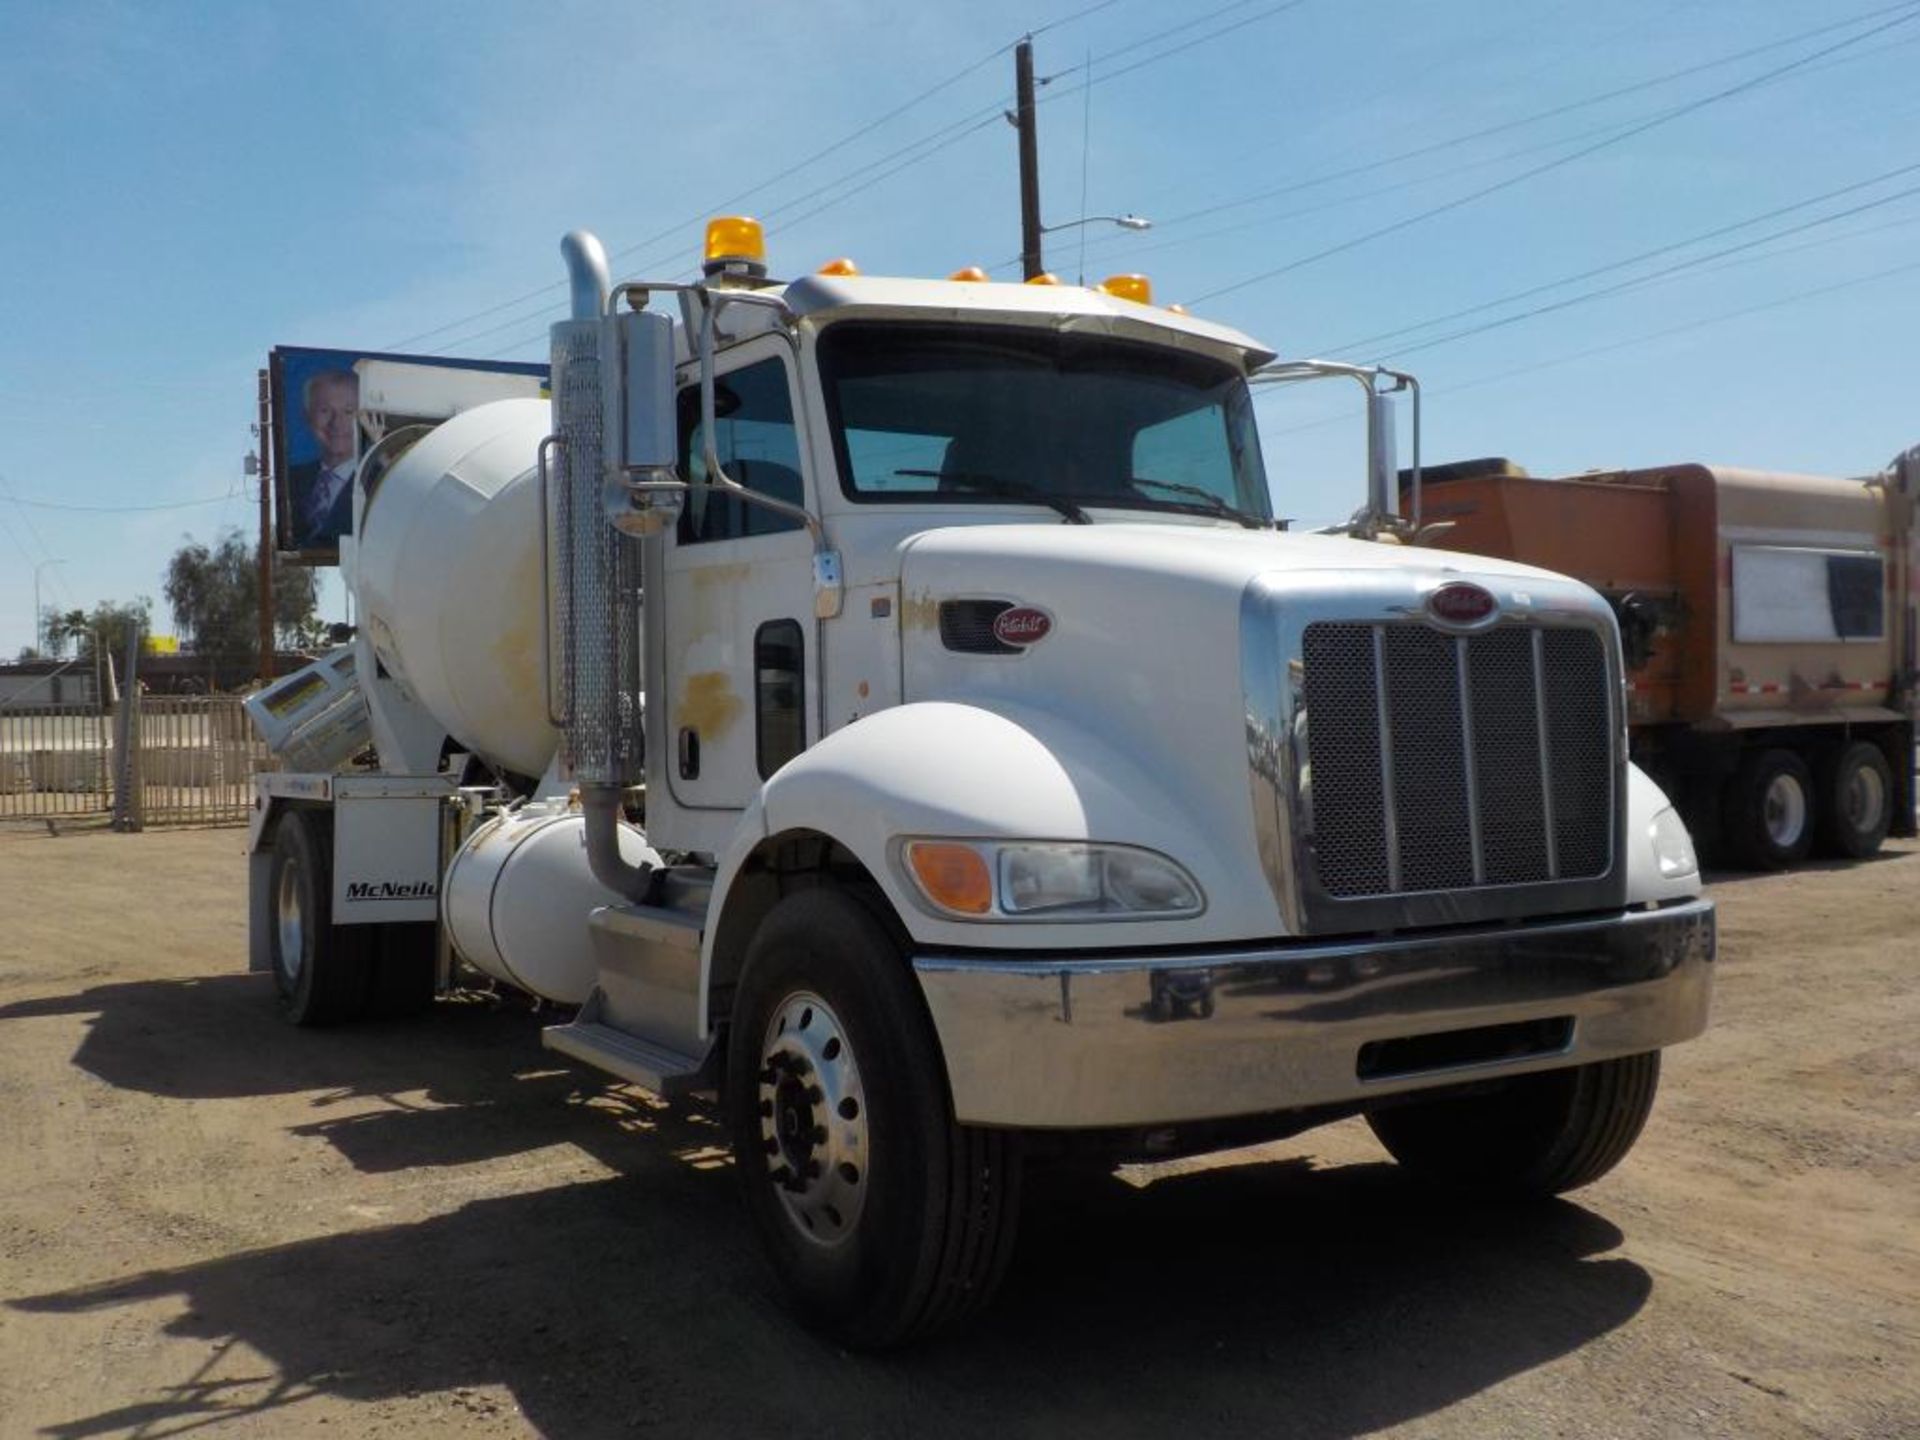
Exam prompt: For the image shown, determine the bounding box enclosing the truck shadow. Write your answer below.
[0,974,629,1173]
[1701,843,1914,888]
[7,976,1651,1436]
[10,1130,1650,1437]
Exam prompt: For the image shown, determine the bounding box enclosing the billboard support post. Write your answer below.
[256,367,275,685]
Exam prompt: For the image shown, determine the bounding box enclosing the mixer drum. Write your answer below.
[354,398,557,778]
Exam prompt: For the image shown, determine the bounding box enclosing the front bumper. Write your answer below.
[913,898,1714,1128]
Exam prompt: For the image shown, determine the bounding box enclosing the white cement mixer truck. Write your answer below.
[243,220,1715,1347]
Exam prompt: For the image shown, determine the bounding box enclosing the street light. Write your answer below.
[1039,213,1152,234]
[32,559,65,656]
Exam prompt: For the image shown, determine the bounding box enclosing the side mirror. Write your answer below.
[602,308,683,536]
[1365,387,1398,523]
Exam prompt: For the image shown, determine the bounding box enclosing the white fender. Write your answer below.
[706,700,1280,961]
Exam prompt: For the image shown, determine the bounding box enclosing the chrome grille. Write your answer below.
[1302,621,1611,899]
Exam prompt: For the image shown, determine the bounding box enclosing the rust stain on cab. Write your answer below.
[675,671,744,738]
[900,589,941,633]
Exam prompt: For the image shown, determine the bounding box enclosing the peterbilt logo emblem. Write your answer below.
[992,607,1053,647]
[1426,582,1498,626]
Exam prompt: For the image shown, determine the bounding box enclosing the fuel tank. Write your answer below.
[442,802,661,1003]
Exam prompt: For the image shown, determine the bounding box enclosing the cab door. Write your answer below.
[660,341,816,813]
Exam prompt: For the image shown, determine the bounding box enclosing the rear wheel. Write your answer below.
[269,811,370,1026]
[1815,740,1893,860]
[1723,747,1814,869]
[725,888,1021,1349]
[1367,1052,1661,1196]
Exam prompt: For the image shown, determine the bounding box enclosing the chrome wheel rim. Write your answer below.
[758,991,868,1248]
[1845,762,1887,835]
[275,856,306,985]
[1764,772,1808,849]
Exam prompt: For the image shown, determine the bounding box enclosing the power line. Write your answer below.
[1187,4,1920,305]
[1032,0,1130,37]
[1373,179,1920,362]
[1257,255,1920,439]
[1442,257,1920,398]
[0,473,75,609]
[997,106,1657,274]
[0,491,235,513]
[1042,0,1311,102]
[386,0,1131,356]
[473,105,1016,361]
[1323,158,1920,355]
[1055,8,1920,279]
[1155,0,1920,238]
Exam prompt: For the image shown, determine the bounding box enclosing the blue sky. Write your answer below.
[1,0,1915,656]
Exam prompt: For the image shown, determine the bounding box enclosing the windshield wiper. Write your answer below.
[1129,477,1266,529]
[894,470,1091,524]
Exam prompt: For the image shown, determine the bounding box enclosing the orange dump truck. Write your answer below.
[1409,447,1917,868]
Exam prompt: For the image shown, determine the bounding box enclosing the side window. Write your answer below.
[677,358,805,544]
[755,619,805,777]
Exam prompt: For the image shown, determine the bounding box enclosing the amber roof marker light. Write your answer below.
[703,216,767,280]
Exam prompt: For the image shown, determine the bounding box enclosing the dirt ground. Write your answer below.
[0,825,1913,1439]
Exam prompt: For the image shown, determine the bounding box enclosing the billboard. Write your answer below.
[269,346,548,564]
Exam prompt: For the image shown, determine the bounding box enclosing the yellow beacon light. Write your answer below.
[1025,272,1062,286]
[816,256,861,276]
[1099,273,1153,304]
[703,216,767,278]
[948,266,990,282]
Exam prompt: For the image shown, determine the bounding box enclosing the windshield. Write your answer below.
[816,323,1271,522]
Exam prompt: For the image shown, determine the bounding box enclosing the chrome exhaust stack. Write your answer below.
[550,230,653,901]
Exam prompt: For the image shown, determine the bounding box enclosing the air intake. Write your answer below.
[939,599,1019,655]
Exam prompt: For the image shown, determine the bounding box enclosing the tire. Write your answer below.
[268,811,370,1026]
[1366,1051,1661,1197]
[366,922,439,1019]
[725,888,1022,1349]
[1815,740,1893,860]
[1722,747,1815,869]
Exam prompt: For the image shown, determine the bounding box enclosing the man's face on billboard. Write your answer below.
[306,374,358,467]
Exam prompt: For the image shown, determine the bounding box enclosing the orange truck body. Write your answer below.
[1408,451,1917,861]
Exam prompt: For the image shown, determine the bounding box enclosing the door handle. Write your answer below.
[678,727,700,780]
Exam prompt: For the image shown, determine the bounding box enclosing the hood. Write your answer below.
[898,520,1603,720]
[899,520,1585,624]
[896,521,1616,939]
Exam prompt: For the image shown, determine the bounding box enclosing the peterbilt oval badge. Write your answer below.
[993,606,1053,647]
[1427,582,1498,626]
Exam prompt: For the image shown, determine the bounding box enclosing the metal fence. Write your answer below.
[0,695,272,827]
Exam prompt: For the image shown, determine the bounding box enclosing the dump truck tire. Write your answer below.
[1815,740,1893,860]
[726,887,1022,1350]
[1366,1051,1661,1196]
[1723,747,1814,869]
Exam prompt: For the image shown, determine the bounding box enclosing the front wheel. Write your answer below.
[725,888,1021,1349]
[1366,1051,1661,1196]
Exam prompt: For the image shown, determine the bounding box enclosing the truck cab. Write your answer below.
[246,220,1714,1349]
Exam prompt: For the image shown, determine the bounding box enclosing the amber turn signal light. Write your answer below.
[905,842,993,915]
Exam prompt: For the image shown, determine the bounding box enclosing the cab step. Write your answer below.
[543,987,716,1098]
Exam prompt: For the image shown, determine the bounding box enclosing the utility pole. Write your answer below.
[31,558,64,656]
[255,367,276,683]
[1015,36,1043,280]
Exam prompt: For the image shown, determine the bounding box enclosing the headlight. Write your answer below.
[1648,806,1698,879]
[901,839,1204,921]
